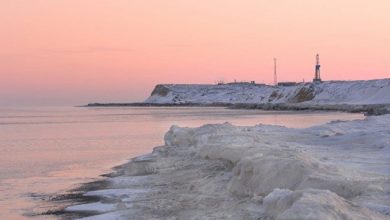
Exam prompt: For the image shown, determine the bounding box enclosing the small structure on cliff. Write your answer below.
[278,82,298,86]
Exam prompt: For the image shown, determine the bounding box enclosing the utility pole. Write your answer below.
[274,58,277,86]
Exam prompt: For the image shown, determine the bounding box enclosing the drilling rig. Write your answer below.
[313,54,322,83]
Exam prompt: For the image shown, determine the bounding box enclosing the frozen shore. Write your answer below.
[86,79,390,115]
[63,115,390,220]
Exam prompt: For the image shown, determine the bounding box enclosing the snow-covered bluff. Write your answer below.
[66,116,390,219]
[145,79,390,105]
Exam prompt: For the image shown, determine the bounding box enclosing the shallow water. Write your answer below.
[0,106,364,219]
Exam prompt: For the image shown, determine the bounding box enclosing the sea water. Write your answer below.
[0,106,364,219]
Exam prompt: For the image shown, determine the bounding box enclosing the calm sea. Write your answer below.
[0,107,364,219]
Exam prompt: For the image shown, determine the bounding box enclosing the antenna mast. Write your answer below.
[274,58,277,85]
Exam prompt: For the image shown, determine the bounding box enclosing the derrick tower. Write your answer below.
[313,54,322,82]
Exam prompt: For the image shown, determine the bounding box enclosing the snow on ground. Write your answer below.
[145,79,390,105]
[67,115,390,219]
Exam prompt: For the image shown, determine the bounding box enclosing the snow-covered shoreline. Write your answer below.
[85,79,390,115]
[63,115,390,219]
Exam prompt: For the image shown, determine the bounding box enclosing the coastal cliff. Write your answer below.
[145,79,390,105]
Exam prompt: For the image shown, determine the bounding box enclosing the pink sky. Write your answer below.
[0,0,389,106]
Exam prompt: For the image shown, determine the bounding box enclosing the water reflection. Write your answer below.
[0,107,364,219]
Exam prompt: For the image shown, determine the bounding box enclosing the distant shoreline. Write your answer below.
[83,102,390,116]
[84,79,390,115]
[82,102,232,107]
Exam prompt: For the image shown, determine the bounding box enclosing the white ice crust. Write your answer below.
[68,115,390,219]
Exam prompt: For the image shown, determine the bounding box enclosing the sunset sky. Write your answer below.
[0,0,389,106]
